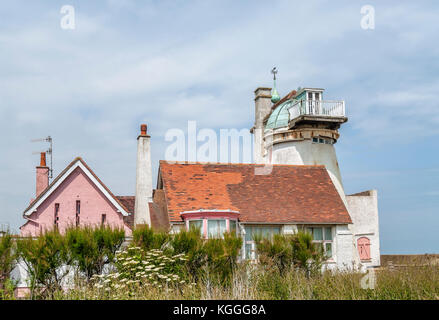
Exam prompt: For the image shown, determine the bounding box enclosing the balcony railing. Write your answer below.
[287,100,345,120]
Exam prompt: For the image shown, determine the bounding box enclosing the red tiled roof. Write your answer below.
[159,161,352,224]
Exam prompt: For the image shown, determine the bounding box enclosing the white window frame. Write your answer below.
[305,226,334,259]
[243,225,281,261]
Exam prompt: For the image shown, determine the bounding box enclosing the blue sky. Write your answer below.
[0,1,438,253]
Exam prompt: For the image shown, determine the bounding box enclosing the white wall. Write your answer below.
[346,190,381,268]
[270,139,347,206]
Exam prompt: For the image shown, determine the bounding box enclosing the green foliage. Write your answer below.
[17,229,71,299]
[203,232,243,286]
[255,231,325,276]
[291,231,325,276]
[65,225,125,281]
[0,232,18,297]
[170,228,205,278]
[132,225,170,251]
[170,229,242,285]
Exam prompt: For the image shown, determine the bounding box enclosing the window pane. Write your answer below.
[230,220,237,234]
[245,226,252,241]
[219,220,226,236]
[245,243,253,259]
[313,228,323,240]
[324,227,332,240]
[208,220,226,238]
[189,220,203,232]
[325,243,332,258]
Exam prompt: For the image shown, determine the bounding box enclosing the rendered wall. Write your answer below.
[346,190,381,268]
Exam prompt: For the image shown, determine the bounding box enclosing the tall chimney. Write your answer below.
[134,124,153,227]
[36,152,49,197]
[253,87,272,163]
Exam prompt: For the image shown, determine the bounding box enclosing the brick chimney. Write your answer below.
[134,124,152,227]
[36,152,49,197]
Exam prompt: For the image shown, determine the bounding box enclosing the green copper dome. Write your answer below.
[265,99,295,130]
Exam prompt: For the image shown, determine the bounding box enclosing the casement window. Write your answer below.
[244,225,281,260]
[101,214,107,226]
[306,226,333,258]
[54,203,60,227]
[76,200,80,227]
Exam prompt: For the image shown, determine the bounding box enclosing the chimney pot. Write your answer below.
[36,153,49,197]
[140,124,147,136]
[40,152,47,167]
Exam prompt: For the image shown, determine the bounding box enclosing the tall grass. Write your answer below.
[4,226,439,300]
[52,264,439,300]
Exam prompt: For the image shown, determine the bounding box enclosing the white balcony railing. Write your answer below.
[287,100,345,120]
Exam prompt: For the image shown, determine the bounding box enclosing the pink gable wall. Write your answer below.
[21,167,131,236]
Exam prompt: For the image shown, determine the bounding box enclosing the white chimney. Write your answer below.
[134,124,152,227]
[253,87,272,163]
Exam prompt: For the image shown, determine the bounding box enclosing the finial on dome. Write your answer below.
[271,67,280,103]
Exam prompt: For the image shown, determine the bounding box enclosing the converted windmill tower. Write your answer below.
[252,69,348,202]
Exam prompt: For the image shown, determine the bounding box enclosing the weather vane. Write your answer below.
[271,67,278,80]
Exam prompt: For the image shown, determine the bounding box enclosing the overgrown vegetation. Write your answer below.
[0,232,17,299]
[254,231,325,276]
[1,226,439,300]
[66,225,125,281]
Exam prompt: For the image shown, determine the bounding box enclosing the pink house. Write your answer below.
[21,155,133,236]
[20,125,168,237]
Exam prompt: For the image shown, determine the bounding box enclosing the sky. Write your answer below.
[0,0,438,254]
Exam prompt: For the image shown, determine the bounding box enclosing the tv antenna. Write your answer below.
[31,136,53,179]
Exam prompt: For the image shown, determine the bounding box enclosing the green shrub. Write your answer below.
[132,225,170,251]
[170,228,206,279]
[203,232,243,286]
[255,231,325,276]
[17,229,71,299]
[0,232,17,298]
[66,225,125,281]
